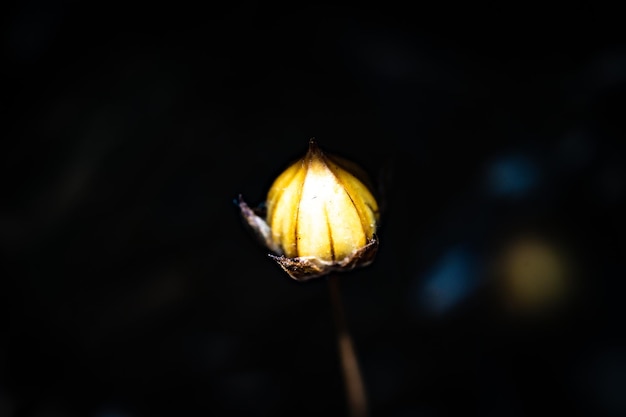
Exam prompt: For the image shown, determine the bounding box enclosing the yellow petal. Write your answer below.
[326,155,379,239]
[266,138,379,263]
[267,160,306,257]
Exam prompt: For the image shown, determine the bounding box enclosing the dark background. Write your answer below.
[2,2,625,417]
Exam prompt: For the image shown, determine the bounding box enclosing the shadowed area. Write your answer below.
[2,2,624,417]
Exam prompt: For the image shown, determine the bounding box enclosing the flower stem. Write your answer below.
[328,275,369,417]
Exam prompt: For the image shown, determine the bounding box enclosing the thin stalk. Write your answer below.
[328,275,369,417]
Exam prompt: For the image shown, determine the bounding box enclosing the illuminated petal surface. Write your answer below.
[261,138,380,280]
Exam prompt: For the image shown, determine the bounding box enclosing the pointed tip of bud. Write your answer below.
[307,137,324,159]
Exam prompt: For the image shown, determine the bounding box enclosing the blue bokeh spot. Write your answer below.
[412,246,481,317]
[487,153,539,198]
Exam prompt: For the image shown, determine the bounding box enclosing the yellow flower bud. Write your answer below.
[238,138,380,281]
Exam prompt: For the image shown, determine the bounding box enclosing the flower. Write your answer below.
[238,138,380,281]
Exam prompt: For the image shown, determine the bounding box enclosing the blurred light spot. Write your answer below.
[486,153,539,198]
[411,246,481,316]
[493,236,571,316]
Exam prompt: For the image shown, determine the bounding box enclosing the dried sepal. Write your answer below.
[269,237,379,281]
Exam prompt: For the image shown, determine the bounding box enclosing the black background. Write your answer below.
[2,2,625,417]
